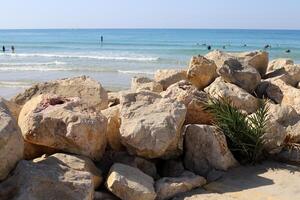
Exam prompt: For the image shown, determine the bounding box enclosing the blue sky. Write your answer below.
[1,0,299,29]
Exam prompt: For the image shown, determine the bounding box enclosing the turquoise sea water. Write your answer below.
[0,29,300,98]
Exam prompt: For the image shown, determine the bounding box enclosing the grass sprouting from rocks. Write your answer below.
[206,97,269,164]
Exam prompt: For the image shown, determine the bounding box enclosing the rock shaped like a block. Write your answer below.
[187,55,218,89]
[155,171,206,200]
[18,94,107,161]
[267,58,294,72]
[155,69,187,90]
[205,77,259,114]
[0,98,24,181]
[12,76,108,111]
[106,163,156,200]
[131,76,163,93]
[120,91,187,159]
[184,125,237,177]
[0,153,101,200]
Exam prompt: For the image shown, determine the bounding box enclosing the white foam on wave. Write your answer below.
[118,70,155,75]
[0,81,32,88]
[0,61,66,66]
[1,53,159,62]
[0,66,71,72]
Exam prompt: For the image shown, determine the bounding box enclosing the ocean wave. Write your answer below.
[0,81,32,88]
[0,61,66,66]
[1,53,159,62]
[117,70,155,75]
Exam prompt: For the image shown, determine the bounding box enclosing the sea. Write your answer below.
[0,29,300,98]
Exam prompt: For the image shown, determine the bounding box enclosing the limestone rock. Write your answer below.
[108,91,120,107]
[161,80,213,125]
[184,125,238,177]
[12,76,108,111]
[206,50,269,75]
[267,58,294,72]
[102,106,123,151]
[204,77,259,114]
[159,159,185,178]
[106,163,156,200]
[0,153,102,200]
[0,98,21,121]
[217,58,261,92]
[154,69,187,90]
[24,141,58,160]
[131,76,163,93]
[155,171,206,200]
[186,55,218,89]
[119,91,187,159]
[268,103,299,127]
[0,98,24,181]
[18,94,107,161]
[255,81,283,103]
[265,64,300,87]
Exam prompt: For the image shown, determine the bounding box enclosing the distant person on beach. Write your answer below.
[264,44,271,49]
[286,49,291,53]
[11,46,15,53]
[101,36,104,43]
[2,46,5,52]
[223,45,226,49]
[243,44,247,47]
[207,45,211,50]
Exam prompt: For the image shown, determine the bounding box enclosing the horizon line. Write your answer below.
[0,27,300,31]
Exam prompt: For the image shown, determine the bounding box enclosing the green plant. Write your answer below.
[206,97,269,164]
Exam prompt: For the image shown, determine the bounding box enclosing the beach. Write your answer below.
[1,29,300,98]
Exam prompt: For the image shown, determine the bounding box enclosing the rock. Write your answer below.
[269,79,300,112]
[0,98,24,181]
[0,98,21,121]
[131,76,163,93]
[94,191,119,200]
[217,58,261,92]
[184,125,238,177]
[119,91,187,159]
[275,147,300,164]
[206,50,269,75]
[161,80,213,125]
[159,159,185,178]
[286,121,300,143]
[186,55,218,89]
[18,94,107,161]
[204,77,259,114]
[265,64,300,87]
[24,141,58,160]
[155,171,206,200]
[12,76,108,111]
[267,58,294,72]
[154,69,187,90]
[108,92,120,107]
[268,103,299,127]
[0,153,102,200]
[102,106,123,151]
[255,81,283,103]
[110,151,158,179]
[106,163,156,200]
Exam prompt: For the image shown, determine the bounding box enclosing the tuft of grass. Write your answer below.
[206,97,269,164]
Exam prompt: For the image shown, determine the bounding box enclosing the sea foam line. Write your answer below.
[1,53,159,62]
[0,61,66,66]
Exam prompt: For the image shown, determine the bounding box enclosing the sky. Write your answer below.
[1,0,299,29]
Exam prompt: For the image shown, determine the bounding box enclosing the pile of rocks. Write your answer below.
[1,51,300,200]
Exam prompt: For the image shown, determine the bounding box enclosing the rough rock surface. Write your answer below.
[206,50,269,75]
[155,171,206,200]
[131,76,163,93]
[217,58,261,92]
[186,55,218,89]
[265,64,300,87]
[154,69,187,90]
[102,106,123,151]
[267,58,294,72]
[161,80,213,125]
[0,153,102,200]
[159,159,185,178]
[106,163,156,200]
[119,91,187,159]
[204,77,259,114]
[18,94,107,161]
[0,98,24,181]
[184,125,238,177]
[12,76,108,111]
[108,92,120,107]
[24,141,58,160]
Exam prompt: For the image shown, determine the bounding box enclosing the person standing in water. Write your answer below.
[101,35,104,43]
[2,46,5,52]
[11,46,15,53]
